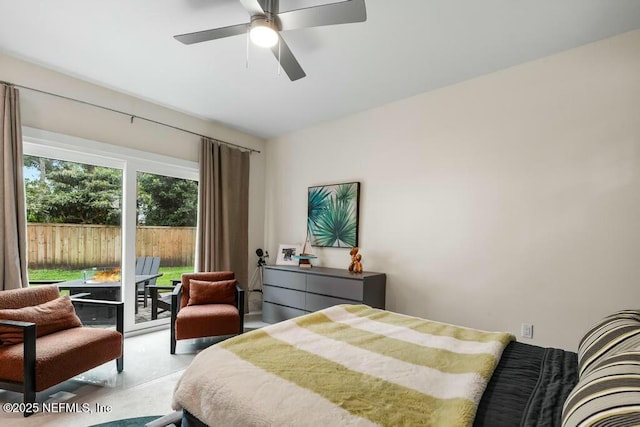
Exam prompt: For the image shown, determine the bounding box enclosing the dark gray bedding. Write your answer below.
[475,341,578,427]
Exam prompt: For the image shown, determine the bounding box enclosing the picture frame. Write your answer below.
[276,243,302,266]
[308,181,360,248]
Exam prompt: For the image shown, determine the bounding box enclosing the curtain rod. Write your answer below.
[0,80,260,154]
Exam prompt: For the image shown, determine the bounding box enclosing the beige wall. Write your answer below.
[265,29,640,351]
[0,52,266,300]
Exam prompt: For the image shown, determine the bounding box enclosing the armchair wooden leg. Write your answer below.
[23,324,37,417]
[23,389,36,417]
[170,283,181,354]
[236,284,245,335]
[170,290,178,354]
[116,300,124,372]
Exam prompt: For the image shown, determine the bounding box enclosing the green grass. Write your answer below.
[29,268,82,282]
[154,266,192,285]
[28,266,193,286]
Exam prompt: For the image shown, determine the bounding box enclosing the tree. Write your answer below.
[24,156,122,225]
[24,156,198,227]
[137,173,197,226]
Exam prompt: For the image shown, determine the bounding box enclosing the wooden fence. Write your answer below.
[27,223,196,268]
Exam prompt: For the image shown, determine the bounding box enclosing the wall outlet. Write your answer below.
[521,323,534,339]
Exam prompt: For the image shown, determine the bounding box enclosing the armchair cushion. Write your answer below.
[180,272,235,308]
[187,279,236,306]
[175,304,240,340]
[0,327,122,391]
[0,296,82,345]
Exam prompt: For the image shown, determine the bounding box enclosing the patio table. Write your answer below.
[56,273,163,302]
[56,273,163,324]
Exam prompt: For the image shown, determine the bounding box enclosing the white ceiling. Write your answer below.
[1,0,640,139]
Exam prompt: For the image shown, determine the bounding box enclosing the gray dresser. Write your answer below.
[262,265,386,323]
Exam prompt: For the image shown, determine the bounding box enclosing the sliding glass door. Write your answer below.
[23,128,199,332]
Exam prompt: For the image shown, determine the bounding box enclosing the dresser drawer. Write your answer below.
[305,293,358,312]
[262,302,308,323]
[262,266,385,324]
[306,275,363,301]
[263,285,305,309]
[263,268,306,291]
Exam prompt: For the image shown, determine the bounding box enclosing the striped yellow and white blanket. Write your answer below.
[172,305,514,426]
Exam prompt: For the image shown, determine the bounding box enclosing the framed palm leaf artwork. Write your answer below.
[308,182,360,248]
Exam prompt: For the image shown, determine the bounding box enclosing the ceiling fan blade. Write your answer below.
[270,34,306,81]
[276,0,366,31]
[238,0,266,16]
[174,23,249,45]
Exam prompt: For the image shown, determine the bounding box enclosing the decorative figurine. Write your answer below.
[348,247,363,273]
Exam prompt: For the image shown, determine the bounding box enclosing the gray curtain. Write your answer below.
[1,83,28,290]
[197,138,250,308]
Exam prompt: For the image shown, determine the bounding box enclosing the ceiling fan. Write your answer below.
[174,0,367,81]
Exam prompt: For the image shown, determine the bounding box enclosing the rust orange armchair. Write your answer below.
[0,285,123,416]
[170,272,244,354]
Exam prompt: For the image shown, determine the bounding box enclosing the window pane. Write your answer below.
[24,155,123,324]
[135,172,197,323]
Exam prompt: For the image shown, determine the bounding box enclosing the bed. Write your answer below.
[171,305,640,427]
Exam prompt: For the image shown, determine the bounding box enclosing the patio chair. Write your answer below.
[148,280,178,320]
[168,272,244,354]
[135,256,160,311]
[0,285,123,416]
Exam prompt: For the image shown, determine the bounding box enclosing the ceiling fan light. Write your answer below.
[250,20,278,48]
